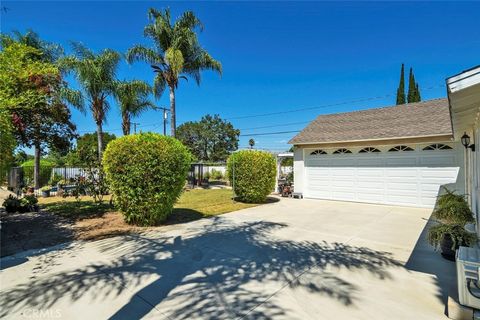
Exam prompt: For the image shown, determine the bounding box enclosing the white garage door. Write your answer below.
[304,145,461,208]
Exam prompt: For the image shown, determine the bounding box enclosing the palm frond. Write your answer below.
[153,73,167,99]
[126,45,164,65]
[60,88,85,114]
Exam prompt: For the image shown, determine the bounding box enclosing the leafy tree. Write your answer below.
[60,43,120,160]
[396,63,406,105]
[126,8,222,137]
[176,114,239,162]
[248,139,255,149]
[0,40,77,188]
[114,80,154,135]
[66,132,116,166]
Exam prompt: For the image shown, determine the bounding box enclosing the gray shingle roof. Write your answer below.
[289,98,452,145]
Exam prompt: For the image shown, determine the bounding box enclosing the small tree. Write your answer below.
[227,150,276,203]
[103,133,192,225]
[248,139,255,149]
[0,42,77,188]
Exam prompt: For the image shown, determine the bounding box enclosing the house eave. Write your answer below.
[290,133,454,147]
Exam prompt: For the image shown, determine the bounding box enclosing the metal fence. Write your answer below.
[6,166,87,192]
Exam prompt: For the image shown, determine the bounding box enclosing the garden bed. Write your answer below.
[1,189,269,257]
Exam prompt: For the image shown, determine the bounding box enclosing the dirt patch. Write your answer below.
[1,210,146,257]
[0,210,74,257]
[74,212,149,241]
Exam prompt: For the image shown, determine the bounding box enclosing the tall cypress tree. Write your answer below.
[415,83,421,102]
[396,64,406,105]
[407,67,421,103]
[407,67,415,103]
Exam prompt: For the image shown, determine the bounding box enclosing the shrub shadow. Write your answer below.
[0,217,402,319]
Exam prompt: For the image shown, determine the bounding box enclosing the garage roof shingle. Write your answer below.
[289,98,452,145]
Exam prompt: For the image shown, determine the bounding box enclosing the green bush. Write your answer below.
[227,150,276,203]
[103,133,192,226]
[21,159,55,187]
[210,168,224,180]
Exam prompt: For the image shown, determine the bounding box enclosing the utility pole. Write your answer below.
[131,122,140,134]
[152,106,169,135]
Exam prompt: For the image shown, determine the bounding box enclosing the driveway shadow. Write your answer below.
[0,217,402,319]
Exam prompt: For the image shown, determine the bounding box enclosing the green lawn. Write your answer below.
[39,189,263,224]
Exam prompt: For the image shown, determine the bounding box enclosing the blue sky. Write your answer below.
[2,1,480,151]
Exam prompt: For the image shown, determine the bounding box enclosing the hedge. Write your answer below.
[227,150,276,203]
[103,133,192,226]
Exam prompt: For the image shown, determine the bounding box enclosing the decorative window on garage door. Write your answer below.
[310,149,327,155]
[423,144,453,151]
[333,148,352,154]
[388,145,414,152]
[359,147,381,153]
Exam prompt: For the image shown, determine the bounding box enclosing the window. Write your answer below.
[333,148,352,154]
[388,145,414,152]
[423,144,453,151]
[359,147,381,153]
[310,149,327,155]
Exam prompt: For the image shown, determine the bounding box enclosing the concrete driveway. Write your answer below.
[0,198,455,319]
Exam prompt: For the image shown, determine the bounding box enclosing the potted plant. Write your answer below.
[428,188,477,261]
[2,195,22,213]
[40,185,52,198]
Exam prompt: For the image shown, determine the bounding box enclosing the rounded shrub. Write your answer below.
[103,133,192,226]
[227,150,276,203]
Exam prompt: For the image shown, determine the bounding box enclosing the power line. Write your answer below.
[238,121,311,131]
[224,84,445,120]
[240,130,300,137]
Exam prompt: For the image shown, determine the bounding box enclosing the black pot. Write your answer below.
[440,234,462,261]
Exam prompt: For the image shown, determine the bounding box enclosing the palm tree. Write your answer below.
[60,43,120,160]
[126,8,222,137]
[114,80,155,135]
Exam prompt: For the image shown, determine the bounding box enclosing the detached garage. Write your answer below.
[289,98,464,208]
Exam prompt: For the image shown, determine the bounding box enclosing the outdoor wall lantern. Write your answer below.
[461,132,475,152]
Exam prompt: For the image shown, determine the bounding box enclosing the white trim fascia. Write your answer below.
[291,134,454,146]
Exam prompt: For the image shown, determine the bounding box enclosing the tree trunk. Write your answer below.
[96,122,104,161]
[169,86,176,137]
[122,112,131,136]
[34,142,41,189]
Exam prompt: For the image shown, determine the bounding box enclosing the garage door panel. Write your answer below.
[304,148,460,208]
[332,180,355,188]
[357,168,384,176]
[358,180,384,189]
[357,192,385,202]
[386,168,418,178]
[332,191,356,201]
[386,182,418,191]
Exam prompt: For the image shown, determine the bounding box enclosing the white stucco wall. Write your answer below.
[293,147,304,193]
